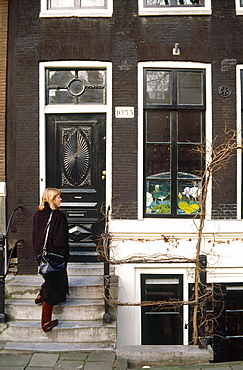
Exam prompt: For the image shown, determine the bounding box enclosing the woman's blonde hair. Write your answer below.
[39,188,61,211]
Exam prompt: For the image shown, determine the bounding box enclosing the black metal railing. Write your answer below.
[0,205,23,323]
[103,205,112,324]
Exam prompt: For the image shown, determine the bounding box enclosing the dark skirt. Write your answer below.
[40,268,69,305]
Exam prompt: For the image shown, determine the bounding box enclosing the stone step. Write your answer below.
[0,320,116,343]
[5,298,106,321]
[5,275,105,299]
[0,341,116,353]
[67,262,105,276]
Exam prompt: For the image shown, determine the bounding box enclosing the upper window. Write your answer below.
[139,0,211,15]
[46,68,106,105]
[144,68,205,217]
[236,0,243,15]
[40,0,113,17]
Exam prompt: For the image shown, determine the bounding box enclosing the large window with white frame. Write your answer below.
[138,0,211,15]
[138,62,212,219]
[236,0,243,15]
[40,0,113,17]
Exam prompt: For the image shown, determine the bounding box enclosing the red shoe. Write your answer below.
[42,319,58,332]
[34,293,42,304]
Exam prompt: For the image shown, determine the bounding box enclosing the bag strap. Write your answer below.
[43,211,54,253]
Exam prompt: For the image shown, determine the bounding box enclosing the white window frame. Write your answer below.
[40,0,113,17]
[236,0,243,15]
[39,61,112,208]
[236,65,243,219]
[138,61,212,220]
[138,0,211,16]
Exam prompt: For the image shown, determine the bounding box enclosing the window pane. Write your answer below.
[47,69,106,105]
[178,144,203,175]
[146,179,171,214]
[178,111,202,142]
[82,0,106,6]
[146,70,172,105]
[178,71,203,105]
[178,179,201,215]
[49,70,75,86]
[49,0,106,7]
[145,0,204,6]
[146,110,171,142]
[147,144,170,176]
[50,0,75,7]
[146,145,171,214]
[49,89,75,104]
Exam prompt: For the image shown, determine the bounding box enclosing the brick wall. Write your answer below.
[0,0,7,182]
[6,0,243,273]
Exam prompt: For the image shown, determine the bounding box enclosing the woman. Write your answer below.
[33,188,70,332]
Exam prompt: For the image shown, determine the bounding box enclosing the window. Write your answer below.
[46,68,106,105]
[40,0,113,17]
[138,0,211,15]
[144,68,205,217]
[141,274,183,345]
[236,0,243,15]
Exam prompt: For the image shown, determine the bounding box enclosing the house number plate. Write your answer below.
[115,106,134,118]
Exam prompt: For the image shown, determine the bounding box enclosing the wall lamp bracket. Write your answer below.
[173,43,180,55]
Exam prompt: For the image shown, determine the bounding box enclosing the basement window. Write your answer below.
[40,0,113,17]
[139,0,211,15]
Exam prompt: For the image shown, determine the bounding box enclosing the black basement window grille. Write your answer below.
[144,68,206,217]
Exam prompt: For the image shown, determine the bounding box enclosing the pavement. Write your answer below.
[0,351,124,370]
[0,350,243,370]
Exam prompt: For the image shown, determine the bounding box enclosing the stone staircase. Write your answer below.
[0,263,118,352]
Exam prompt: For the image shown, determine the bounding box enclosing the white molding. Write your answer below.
[39,61,112,210]
[0,182,6,196]
[138,61,212,221]
[40,0,113,17]
[138,0,211,16]
[236,0,243,15]
[236,65,242,219]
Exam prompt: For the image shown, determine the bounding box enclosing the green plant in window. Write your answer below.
[151,204,171,213]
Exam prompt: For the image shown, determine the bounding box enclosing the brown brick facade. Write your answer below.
[0,0,7,182]
[5,0,243,272]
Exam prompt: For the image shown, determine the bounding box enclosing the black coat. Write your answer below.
[33,206,70,305]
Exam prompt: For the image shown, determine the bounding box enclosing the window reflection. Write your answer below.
[145,0,203,6]
[47,69,106,105]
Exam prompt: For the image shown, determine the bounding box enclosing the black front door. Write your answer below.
[46,113,106,262]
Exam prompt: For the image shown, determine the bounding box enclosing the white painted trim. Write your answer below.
[0,182,6,196]
[40,0,113,17]
[138,61,212,221]
[39,61,112,211]
[236,65,242,219]
[236,0,243,15]
[138,0,211,16]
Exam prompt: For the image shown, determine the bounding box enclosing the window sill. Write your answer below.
[138,8,212,16]
[39,10,113,18]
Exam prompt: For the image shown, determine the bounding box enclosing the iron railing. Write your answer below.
[0,205,23,322]
[102,206,112,324]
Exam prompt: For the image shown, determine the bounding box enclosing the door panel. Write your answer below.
[46,114,106,262]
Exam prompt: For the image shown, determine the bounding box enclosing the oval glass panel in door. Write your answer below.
[63,128,90,186]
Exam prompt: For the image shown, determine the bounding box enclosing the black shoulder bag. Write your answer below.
[38,211,65,279]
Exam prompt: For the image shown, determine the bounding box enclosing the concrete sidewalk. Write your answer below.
[0,351,126,370]
[133,362,243,370]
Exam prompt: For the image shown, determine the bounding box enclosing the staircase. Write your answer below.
[0,263,118,352]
